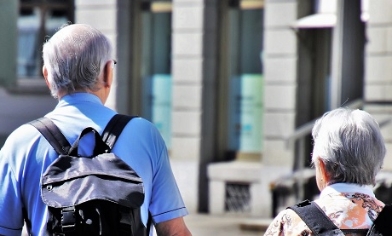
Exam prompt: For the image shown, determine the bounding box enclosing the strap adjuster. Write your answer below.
[61,207,76,233]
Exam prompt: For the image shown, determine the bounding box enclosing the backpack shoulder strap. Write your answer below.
[102,114,136,150]
[287,200,342,235]
[102,114,151,234]
[29,117,71,155]
[369,204,392,235]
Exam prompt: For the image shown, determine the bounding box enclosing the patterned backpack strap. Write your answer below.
[29,117,71,155]
[287,200,343,235]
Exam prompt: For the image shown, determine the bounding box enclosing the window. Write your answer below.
[140,1,173,148]
[18,0,74,79]
[226,0,264,156]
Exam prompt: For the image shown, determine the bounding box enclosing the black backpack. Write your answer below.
[29,114,149,236]
[288,199,392,236]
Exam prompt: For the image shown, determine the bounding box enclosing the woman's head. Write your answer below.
[42,24,113,98]
[312,108,386,187]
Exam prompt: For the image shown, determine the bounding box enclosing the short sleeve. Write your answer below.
[0,134,25,235]
[148,145,188,223]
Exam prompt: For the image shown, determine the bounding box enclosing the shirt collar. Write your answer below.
[57,93,102,107]
[320,183,375,198]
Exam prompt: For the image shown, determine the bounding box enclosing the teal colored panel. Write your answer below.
[151,74,172,148]
[228,74,263,152]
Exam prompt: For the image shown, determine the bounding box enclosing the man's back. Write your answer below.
[0,93,188,235]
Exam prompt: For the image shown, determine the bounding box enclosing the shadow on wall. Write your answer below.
[0,135,7,147]
[0,86,56,139]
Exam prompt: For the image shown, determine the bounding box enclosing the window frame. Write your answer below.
[12,0,74,94]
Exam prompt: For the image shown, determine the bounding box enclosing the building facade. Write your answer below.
[0,0,391,218]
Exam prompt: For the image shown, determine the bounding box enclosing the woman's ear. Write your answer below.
[318,158,330,183]
[42,66,50,88]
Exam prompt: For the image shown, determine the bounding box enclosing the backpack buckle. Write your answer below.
[61,206,76,233]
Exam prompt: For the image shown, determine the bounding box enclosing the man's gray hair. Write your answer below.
[312,107,386,185]
[42,24,112,98]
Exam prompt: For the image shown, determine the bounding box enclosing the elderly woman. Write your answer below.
[264,107,387,235]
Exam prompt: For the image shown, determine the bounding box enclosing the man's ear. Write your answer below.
[42,66,50,88]
[103,61,113,88]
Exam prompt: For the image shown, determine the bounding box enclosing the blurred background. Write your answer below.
[3,0,392,234]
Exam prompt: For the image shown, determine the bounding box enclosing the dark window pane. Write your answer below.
[17,13,40,77]
[240,9,262,74]
[51,9,68,17]
[46,12,68,37]
[20,8,34,15]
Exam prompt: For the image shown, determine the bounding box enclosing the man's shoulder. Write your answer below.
[1,122,42,158]
[119,116,161,133]
[7,122,41,143]
[111,115,166,155]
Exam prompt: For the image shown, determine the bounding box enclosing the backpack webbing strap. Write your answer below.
[29,117,71,155]
[289,201,392,236]
[146,212,153,236]
[102,114,153,236]
[287,200,342,235]
[102,114,136,150]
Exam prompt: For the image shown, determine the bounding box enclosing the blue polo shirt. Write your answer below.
[0,93,188,235]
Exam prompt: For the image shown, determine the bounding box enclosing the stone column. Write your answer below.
[261,0,299,217]
[170,0,219,213]
[364,0,392,170]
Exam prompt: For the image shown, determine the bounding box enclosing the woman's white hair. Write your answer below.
[42,24,112,98]
[312,107,386,185]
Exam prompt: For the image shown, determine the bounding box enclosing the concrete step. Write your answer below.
[184,213,272,235]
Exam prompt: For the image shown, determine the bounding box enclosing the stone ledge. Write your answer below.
[207,161,262,182]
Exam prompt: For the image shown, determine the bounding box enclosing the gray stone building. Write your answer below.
[0,0,392,219]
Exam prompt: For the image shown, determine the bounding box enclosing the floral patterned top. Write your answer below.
[264,183,385,236]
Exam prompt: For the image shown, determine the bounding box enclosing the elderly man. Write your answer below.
[0,24,191,236]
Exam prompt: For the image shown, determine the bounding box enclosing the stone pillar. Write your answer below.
[170,0,219,213]
[261,0,299,217]
[364,0,392,170]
